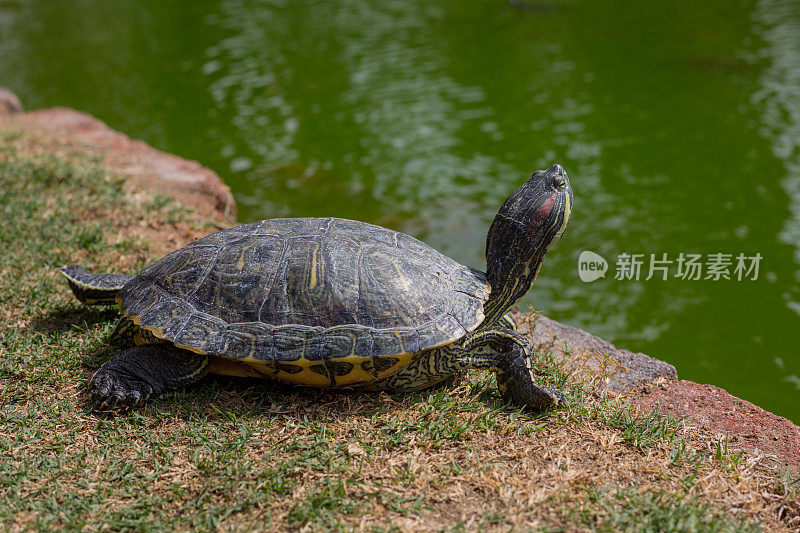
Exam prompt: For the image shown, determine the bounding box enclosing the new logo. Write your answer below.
[578,251,608,282]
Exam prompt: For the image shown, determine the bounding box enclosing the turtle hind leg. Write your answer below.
[90,345,208,409]
[60,265,134,305]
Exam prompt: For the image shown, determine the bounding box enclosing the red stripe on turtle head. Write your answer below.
[525,192,557,241]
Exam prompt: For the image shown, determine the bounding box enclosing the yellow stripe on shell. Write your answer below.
[309,242,321,289]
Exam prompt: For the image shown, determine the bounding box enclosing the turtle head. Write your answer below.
[482,164,572,324]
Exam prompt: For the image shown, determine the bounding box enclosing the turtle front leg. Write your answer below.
[458,328,567,411]
[90,345,208,409]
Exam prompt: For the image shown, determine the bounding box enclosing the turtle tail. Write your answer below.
[59,265,134,306]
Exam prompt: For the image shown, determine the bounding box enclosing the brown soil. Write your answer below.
[632,380,800,476]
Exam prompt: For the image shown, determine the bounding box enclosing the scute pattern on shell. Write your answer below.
[118,218,490,365]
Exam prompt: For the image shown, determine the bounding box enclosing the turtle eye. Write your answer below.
[554,176,566,190]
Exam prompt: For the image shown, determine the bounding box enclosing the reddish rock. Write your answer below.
[0,87,23,114]
[0,90,234,222]
[633,380,800,473]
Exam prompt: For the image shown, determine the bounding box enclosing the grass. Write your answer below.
[1,128,798,531]
[577,486,760,532]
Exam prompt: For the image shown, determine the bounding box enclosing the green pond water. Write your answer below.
[2,0,799,421]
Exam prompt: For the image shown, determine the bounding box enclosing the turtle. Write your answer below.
[61,164,573,410]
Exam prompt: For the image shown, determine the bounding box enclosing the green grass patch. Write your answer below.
[576,486,760,532]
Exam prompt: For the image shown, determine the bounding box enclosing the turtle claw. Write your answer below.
[93,384,111,402]
[498,355,568,412]
[128,389,144,407]
[92,387,137,411]
[543,387,569,407]
[90,369,146,410]
[91,377,113,409]
[99,394,120,411]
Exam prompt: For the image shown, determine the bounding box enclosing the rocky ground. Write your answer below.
[1,88,798,530]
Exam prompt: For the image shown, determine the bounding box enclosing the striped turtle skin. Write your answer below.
[115,217,490,387]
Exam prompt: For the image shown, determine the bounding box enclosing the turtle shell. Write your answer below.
[117,218,490,386]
